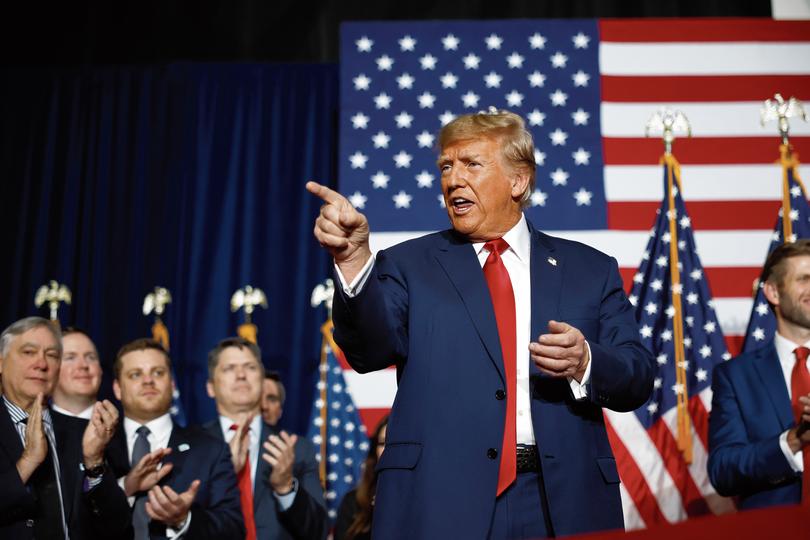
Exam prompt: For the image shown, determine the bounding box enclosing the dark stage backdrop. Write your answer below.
[0,63,339,432]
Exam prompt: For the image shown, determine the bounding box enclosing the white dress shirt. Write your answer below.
[120,413,190,537]
[52,403,94,420]
[336,214,592,446]
[774,333,810,472]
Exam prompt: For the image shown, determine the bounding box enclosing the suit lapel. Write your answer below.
[0,404,24,462]
[50,411,77,520]
[254,422,272,510]
[528,223,563,377]
[754,345,795,430]
[434,231,505,383]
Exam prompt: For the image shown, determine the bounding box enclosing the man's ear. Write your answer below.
[113,379,121,401]
[511,171,531,201]
[763,280,780,307]
[206,381,215,399]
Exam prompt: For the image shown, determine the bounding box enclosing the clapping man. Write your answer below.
[52,328,102,419]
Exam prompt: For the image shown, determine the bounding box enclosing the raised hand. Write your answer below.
[16,393,48,483]
[123,447,174,497]
[529,320,590,382]
[146,480,200,529]
[261,430,298,494]
[306,181,372,283]
[82,400,119,466]
[228,413,253,473]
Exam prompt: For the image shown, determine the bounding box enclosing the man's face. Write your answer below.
[56,333,102,401]
[206,347,263,415]
[0,326,60,407]
[113,349,173,423]
[438,136,528,242]
[766,255,810,332]
[260,378,283,426]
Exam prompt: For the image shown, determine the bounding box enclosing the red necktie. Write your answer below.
[230,424,257,540]
[792,347,810,505]
[483,239,517,496]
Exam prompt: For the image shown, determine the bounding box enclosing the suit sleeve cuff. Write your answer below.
[779,429,803,472]
[567,341,592,400]
[335,255,375,297]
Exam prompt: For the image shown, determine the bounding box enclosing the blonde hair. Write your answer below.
[439,110,536,206]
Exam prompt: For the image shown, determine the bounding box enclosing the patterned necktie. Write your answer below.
[230,423,257,540]
[792,347,810,504]
[483,238,517,496]
[132,425,151,540]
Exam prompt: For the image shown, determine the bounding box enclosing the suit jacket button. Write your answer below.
[495,389,506,400]
[487,448,498,459]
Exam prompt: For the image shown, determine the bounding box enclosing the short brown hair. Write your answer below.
[439,109,536,207]
[762,239,810,288]
[115,338,171,379]
[207,337,263,380]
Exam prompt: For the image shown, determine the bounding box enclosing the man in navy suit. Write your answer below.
[202,337,327,540]
[0,317,131,540]
[107,338,244,540]
[307,110,655,539]
[708,240,810,508]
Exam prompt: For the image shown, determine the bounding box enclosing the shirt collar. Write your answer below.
[472,214,530,263]
[3,395,52,425]
[218,412,261,437]
[124,412,173,441]
[51,403,94,420]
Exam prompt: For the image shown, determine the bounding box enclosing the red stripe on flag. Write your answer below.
[608,200,781,230]
[602,75,810,103]
[619,266,760,299]
[604,417,666,527]
[358,407,389,435]
[603,137,810,165]
[599,19,810,42]
[689,395,711,451]
[725,335,744,357]
[647,420,711,517]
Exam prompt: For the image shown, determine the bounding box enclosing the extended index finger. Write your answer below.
[306,181,346,206]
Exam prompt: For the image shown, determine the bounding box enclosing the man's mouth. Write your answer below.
[450,197,474,214]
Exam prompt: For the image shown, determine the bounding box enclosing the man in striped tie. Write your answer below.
[0,316,130,540]
[307,109,654,539]
[709,240,810,509]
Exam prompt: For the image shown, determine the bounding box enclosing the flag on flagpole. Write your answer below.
[307,320,370,522]
[742,145,810,352]
[604,154,735,528]
[148,318,188,427]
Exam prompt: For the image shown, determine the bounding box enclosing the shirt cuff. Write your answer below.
[335,255,375,298]
[83,475,103,492]
[167,511,192,538]
[779,429,803,472]
[273,478,299,511]
[117,476,136,506]
[567,341,592,401]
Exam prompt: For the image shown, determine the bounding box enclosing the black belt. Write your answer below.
[516,444,539,473]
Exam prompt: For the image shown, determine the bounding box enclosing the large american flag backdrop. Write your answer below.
[335,18,810,528]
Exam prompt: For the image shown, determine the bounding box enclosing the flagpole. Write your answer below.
[317,320,332,487]
[663,153,692,464]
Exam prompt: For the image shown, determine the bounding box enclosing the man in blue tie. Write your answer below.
[709,240,810,508]
[306,109,655,539]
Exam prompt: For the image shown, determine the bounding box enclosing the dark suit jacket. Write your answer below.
[107,420,245,540]
[0,405,133,540]
[333,219,655,539]
[202,419,327,540]
[708,342,803,508]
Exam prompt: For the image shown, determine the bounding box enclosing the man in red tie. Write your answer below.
[202,337,327,540]
[709,240,810,509]
[307,109,655,539]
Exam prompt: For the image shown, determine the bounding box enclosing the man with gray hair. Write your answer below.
[0,316,130,539]
[307,109,654,539]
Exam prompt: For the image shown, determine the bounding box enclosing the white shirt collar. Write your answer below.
[124,412,173,442]
[51,403,94,420]
[218,412,261,438]
[472,213,530,262]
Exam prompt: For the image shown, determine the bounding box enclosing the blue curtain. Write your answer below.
[0,63,338,432]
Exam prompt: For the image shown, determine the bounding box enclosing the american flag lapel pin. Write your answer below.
[178,443,190,452]
[547,257,557,266]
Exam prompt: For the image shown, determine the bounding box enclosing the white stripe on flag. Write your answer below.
[599,42,810,75]
[619,483,646,531]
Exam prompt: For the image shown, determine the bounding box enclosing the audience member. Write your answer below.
[52,327,102,419]
[261,371,285,426]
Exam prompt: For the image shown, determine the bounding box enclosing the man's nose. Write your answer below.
[445,165,467,189]
[32,351,49,370]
